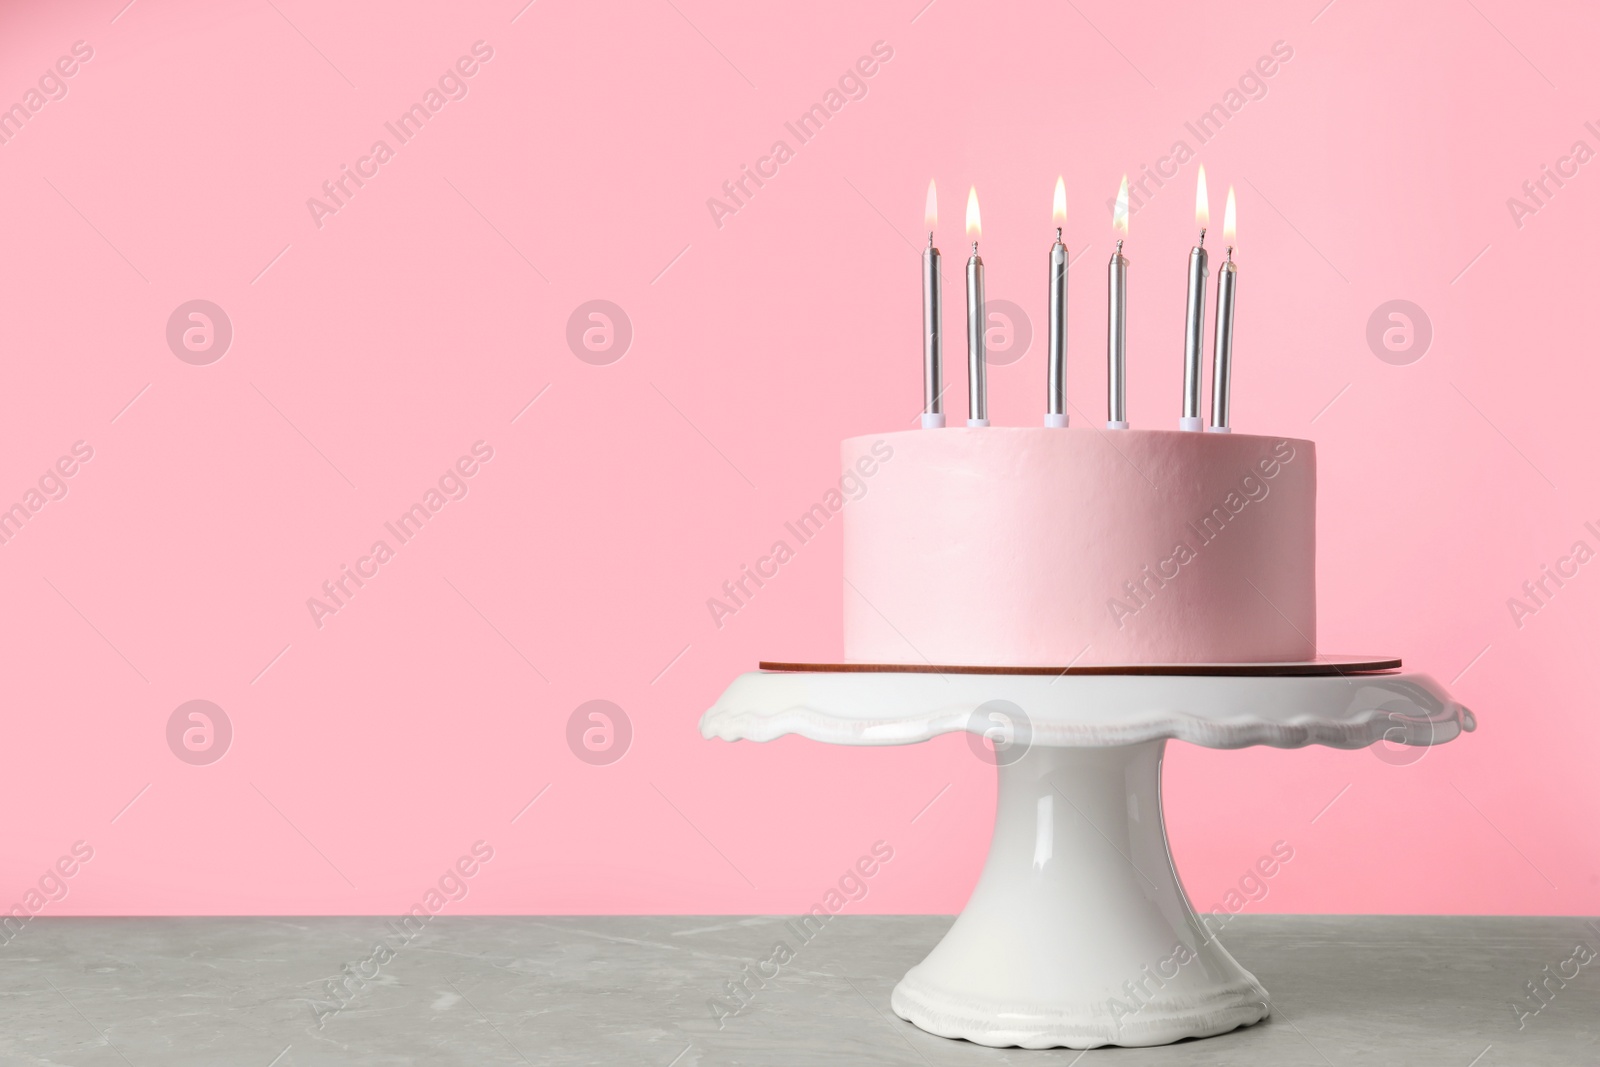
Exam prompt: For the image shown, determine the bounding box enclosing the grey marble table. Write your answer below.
[1,915,1594,1065]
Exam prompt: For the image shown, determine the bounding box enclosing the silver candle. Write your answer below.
[965,185,988,426]
[1106,176,1129,429]
[1181,166,1209,432]
[1046,176,1069,427]
[1209,186,1238,433]
[922,179,944,428]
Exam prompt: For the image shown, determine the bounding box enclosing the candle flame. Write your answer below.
[966,185,981,242]
[1223,185,1237,246]
[925,179,937,232]
[1195,165,1209,230]
[1052,176,1066,226]
[1112,175,1129,237]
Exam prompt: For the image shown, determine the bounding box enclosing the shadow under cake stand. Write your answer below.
[699,656,1475,1050]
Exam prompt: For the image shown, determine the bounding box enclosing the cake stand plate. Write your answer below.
[700,667,1474,1049]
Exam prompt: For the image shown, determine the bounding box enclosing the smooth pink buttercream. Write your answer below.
[842,429,1316,666]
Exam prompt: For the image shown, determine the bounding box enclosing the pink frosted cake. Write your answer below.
[842,428,1315,667]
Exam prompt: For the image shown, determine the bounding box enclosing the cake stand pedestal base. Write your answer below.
[890,740,1269,1049]
[701,666,1476,1050]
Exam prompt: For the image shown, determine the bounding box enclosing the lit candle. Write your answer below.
[1180,166,1209,431]
[1209,186,1238,433]
[1046,176,1069,428]
[1106,176,1129,429]
[922,180,944,428]
[966,186,988,427]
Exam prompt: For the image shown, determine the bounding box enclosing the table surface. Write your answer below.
[3,915,1593,1065]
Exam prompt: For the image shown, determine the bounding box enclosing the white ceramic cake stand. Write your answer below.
[700,662,1475,1050]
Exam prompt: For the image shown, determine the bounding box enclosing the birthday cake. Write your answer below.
[841,427,1314,667]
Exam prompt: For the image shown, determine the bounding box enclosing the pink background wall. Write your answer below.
[1,0,1594,918]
